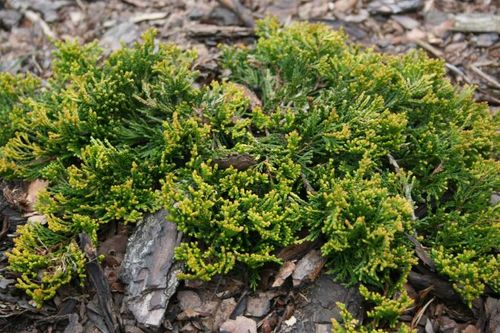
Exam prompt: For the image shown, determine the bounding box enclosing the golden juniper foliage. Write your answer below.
[0,19,498,329]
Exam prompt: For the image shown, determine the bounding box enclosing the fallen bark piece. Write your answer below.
[277,241,317,261]
[291,250,326,287]
[452,14,500,33]
[213,153,257,171]
[220,316,257,333]
[0,275,15,290]
[272,261,296,288]
[80,233,121,333]
[484,297,500,333]
[120,209,181,329]
[408,270,465,304]
[288,275,363,332]
[187,23,253,38]
[367,0,423,15]
[63,313,83,333]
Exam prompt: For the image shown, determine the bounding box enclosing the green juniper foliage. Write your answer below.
[0,19,498,330]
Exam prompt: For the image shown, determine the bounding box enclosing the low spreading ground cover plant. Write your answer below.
[0,19,498,331]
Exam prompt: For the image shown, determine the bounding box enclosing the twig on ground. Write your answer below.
[415,39,444,58]
[0,216,9,240]
[24,10,57,40]
[470,64,500,90]
[75,0,85,11]
[405,233,436,271]
[301,173,317,194]
[130,12,168,23]
[121,0,147,8]
[445,63,471,84]
[411,297,435,329]
[388,154,416,221]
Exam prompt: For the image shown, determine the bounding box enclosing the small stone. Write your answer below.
[368,0,423,15]
[315,323,332,333]
[209,6,241,26]
[437,316,457,332]
[177,290,202,311]
[475,33,498,48]
[392,15,420,30]
[100,22,140,52]
[298,0,329,19]
[424,10,453,26]
[69,11,83,24]
[406,28,426,41]
[0,276,14,290]
[213,298,237,330]
[246,294,271,317]
[484,297,500,333]
[452,33,465,43]
[0,10,22,30]
[177,308,200,320]
[267,0,299,23]
[27,214,48,225]
[184,279,204,289]
[284,316,297,327]
[188,4,211,20]
[491,193,500,205]
[220,316,257,333]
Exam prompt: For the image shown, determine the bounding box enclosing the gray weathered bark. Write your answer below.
[120,209,182,328]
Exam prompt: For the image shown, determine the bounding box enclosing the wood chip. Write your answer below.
[272,261,296,288]
[130,12,168,23]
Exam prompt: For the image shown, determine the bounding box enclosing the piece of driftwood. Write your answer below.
[120,209,182,328]
[79,233,121,333]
